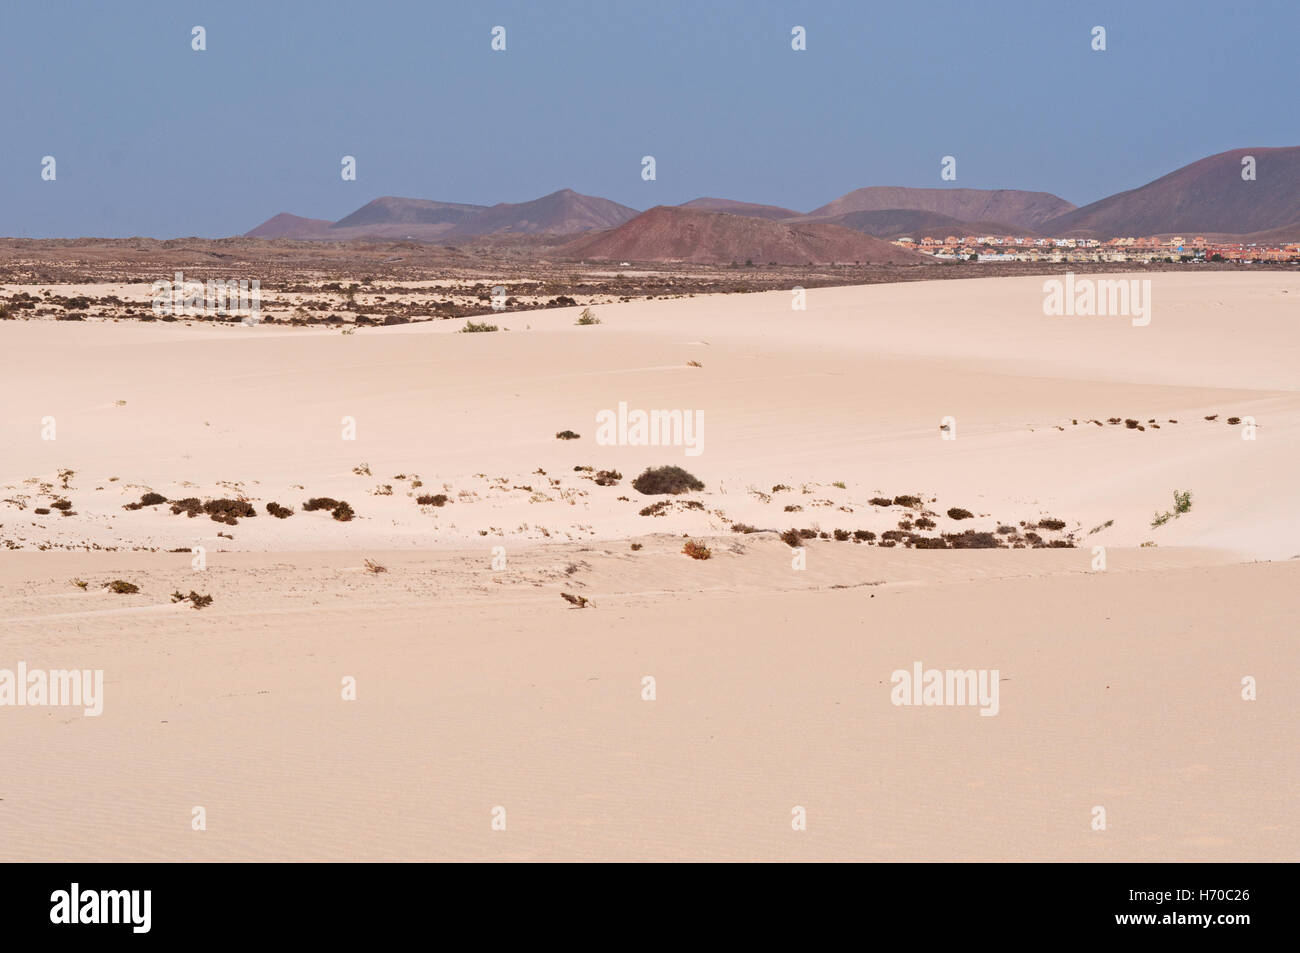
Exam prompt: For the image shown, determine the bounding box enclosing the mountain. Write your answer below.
[330,196,487,230]
[678,197,802,220]
[443,189,638,237]
[243,213,335,239]
[804,187,1075,231]
[815,208,1030,239]
[559,206,928,265]
[1040,146,1300,238]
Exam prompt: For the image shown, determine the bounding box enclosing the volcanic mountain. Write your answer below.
[442,189,637,238]
[678,197,802,220]
[243,213,335,239]
[560,206,928,265]
[814,208,1030,239]
[804,187,1075,232]
[1040,146,1300,238]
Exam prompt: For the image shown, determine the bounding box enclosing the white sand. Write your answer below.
[1,272,1296,860]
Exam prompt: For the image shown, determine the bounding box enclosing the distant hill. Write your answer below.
[804,187,1075,231]
[444,189,637,237]
[243,213,335,239]
[816,208,1031,239]
[559,206,928,265]
[330,196,487,230]
[678,197,802,220]
[1041,146,1300,238]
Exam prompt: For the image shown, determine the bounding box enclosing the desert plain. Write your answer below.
[1,269,1297,860]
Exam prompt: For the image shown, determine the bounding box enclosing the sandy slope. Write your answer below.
[1,272,1297,860]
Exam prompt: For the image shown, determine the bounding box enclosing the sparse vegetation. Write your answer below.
[561,592,591,608]
[170,590,213,609]
[681,540,711,560]
[1151,490,1193,528]
[555,430,581,440]
[363,558,387,574]
[893,495,923,508]
[105,580,139,594]
[576,307,601,326]
[461,320,499,333]
[266,502,294,518]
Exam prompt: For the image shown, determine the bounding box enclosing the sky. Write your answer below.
[2,0,1296,238]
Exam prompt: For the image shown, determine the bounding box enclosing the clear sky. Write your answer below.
[3,0,1295,238]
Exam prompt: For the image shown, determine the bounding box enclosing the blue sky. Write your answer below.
[3,0,1295,237]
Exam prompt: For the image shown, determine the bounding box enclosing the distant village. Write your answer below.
[893,234,1300,263]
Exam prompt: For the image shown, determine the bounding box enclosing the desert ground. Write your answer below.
[2,270,1297,860]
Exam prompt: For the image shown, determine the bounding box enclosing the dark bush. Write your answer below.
[1038,518,1066,531]
[853,529,876,541]
[631,466,704,495]
[331,501,354,522]
[139,492,167,506]
[555,430,580,440]
[417,494,449,506]
[780,529,803,547]
[914,516,936,530]
[266,502,294,519]
[944,531,1000,549]
[912,537,949,549]
[946,507,974,520]
[869,497,893,507]
[593,469,622,486]
[893,495,923,508]
[302,497,341,511]
[833,529,851,541]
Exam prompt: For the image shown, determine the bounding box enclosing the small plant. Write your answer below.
[561,592,591,608]
[1173,490,1192,515]
[332,501,355,522]
[170,590,213,609]
[353,463,371,476]
[893,495,923,509]
[71,578,88,590]
[832,481,846,489]
[632,465,704,495]
[51,499,73,511]
[555,430,581,440]
[783,504,802,512]
[730,523,758,534]
[461,320,499,333]
[34,507,51,515]
[869,497,893,506]
[946,508,974,520]
[593,469,622,486]
[682,540,711,560]
[686,360,702,367]
[363,558,387,574]
[266,502,294,518]
[780,528,803,547]
[105,580,140,594]
[576,307,601,326]
[1038,518,1066,531]
[832,528,851,541]
[1151,511,1172,528]
[630,542,643,551]
[302,497,340,511]
[139,492,167,506]
[417,494,449,506]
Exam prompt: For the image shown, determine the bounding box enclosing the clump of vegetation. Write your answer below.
[302,497,341,511]
[170,590,213,609]
[51,499,73,511]
[204,498,257,525]
[639,500,671,516]
[71,578,88,590]
[946,508,974,520]
[943,531,1000,549]
[780,528,803,547]
[869,497,893,506]
[731,523,759,534]
[266,502,294,518]
[771,484,791,493]
[576,307,601,326]
[783,504,803,512]
[593,469,622,486]
[34,507,51,515]
[912,537,949,549]
[105,580,140,594]
[331,501,355,521]
[682,540,711,560]
[1038,518,1066,531]
[632,465,704,495]
[169,497,203,517]
[833,528,851,541]
[561,592,591,608]
[461,320,499,333]
[913,516,936,530]
[555,430,581,440]
[1151,490,1193,528]
[363,558,387,574]
[417,494,450,506]
[832,481,846,489]
[352,463,371,476]
[630,542,643,551]
[1226,416,1241,425]
[893,495,923,508]
[137,492,166,506]
[853,530,875,542]
[686,360,702,367]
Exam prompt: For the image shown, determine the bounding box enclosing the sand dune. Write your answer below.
[2,272,1296,860]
